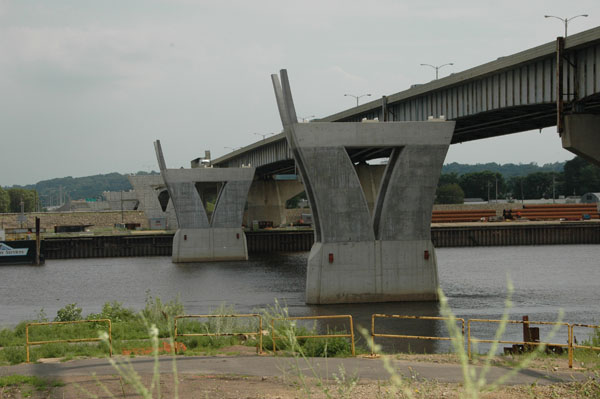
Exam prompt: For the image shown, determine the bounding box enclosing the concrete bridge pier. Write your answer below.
[245,179,305,227]
[128,175,179,230]
[154,140,255,262]
[562,114,600,167]
[272,69,455,304]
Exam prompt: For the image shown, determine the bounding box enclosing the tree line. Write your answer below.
[0,187,40,213]
[436,156,600,204]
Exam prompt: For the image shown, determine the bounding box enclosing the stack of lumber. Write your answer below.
[432,209,497,223]
[506,204,599,221]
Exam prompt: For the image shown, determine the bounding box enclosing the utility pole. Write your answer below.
[552,175,556,203]
[487,181,491,203]
[495,176,498,204]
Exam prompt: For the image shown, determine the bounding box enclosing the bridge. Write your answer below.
[211,26,600,175]
[153,27,600,305]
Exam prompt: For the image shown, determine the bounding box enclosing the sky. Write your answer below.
[1,0,598,186]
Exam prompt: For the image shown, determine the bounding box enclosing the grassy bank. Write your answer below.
[0,297,354,365]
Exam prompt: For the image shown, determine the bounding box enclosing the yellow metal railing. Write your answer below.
[371,314,465,356]
[26,319,112,363]
[467,318,570,363]
[174,314,263,354]
[271,315,355,356]
[569,323,600,368]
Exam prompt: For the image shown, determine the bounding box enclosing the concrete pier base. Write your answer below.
[172,227,248,262]
[306,240,438,304]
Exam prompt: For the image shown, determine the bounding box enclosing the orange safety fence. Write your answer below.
[371,314,465,356]
[26,319,112,363]
[271,315,355,356]
[174,314,263,354]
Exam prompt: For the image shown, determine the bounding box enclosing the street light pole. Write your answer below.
[544,14,589,37]
[420,63,454,80]
[253,132,275,140]
[344,93,371,107]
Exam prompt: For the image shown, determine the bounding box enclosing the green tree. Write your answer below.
[458,171,505,201]
[7,188,39,212]
[438,173,460,187]
[435,183,464,204]
[563,156,600,195]
[0,187,9,213]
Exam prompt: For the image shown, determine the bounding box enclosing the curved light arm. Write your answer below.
[545,14,588,37]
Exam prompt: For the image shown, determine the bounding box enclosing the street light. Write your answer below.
[420,63,454,80]
[544,14,589,37]
[344,93,371,107]
[299,115,315,123]
[253,132,275,140]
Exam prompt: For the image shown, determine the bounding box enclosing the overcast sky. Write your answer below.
[1,0,598,186]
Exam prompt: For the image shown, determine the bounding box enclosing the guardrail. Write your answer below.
[174,314,263,354]
[467,318,570,363]
[569,323,600,368]
[371,314,465,356]
[271,315,355,356]
[26,319,112,363]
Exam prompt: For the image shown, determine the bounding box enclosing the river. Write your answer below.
[1,245,599,352]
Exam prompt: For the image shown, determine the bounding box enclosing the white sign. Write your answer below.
[0,243,29,256]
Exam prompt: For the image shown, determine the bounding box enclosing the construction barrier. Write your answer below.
[174,314,263,354]
[569,323,600,368]
[271,315,355,356]
[371,314,465,356]
[26,319,112,363]
[467,318,570,363]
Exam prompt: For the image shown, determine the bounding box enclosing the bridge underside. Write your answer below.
[452,94,600,143]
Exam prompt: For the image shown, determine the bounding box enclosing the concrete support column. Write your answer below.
[272,69,455,304]
[128,175,179,230]
[154,140,255,262]
[246,179,305,226]
[562,114,600,166]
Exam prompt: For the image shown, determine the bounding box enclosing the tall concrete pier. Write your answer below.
[154,140,255,262]
[272,70,455,304]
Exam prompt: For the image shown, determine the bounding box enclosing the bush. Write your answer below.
[87,301,136,322]
[54,303,83,322]
[435,183,465,204]
[0,346,26,365]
